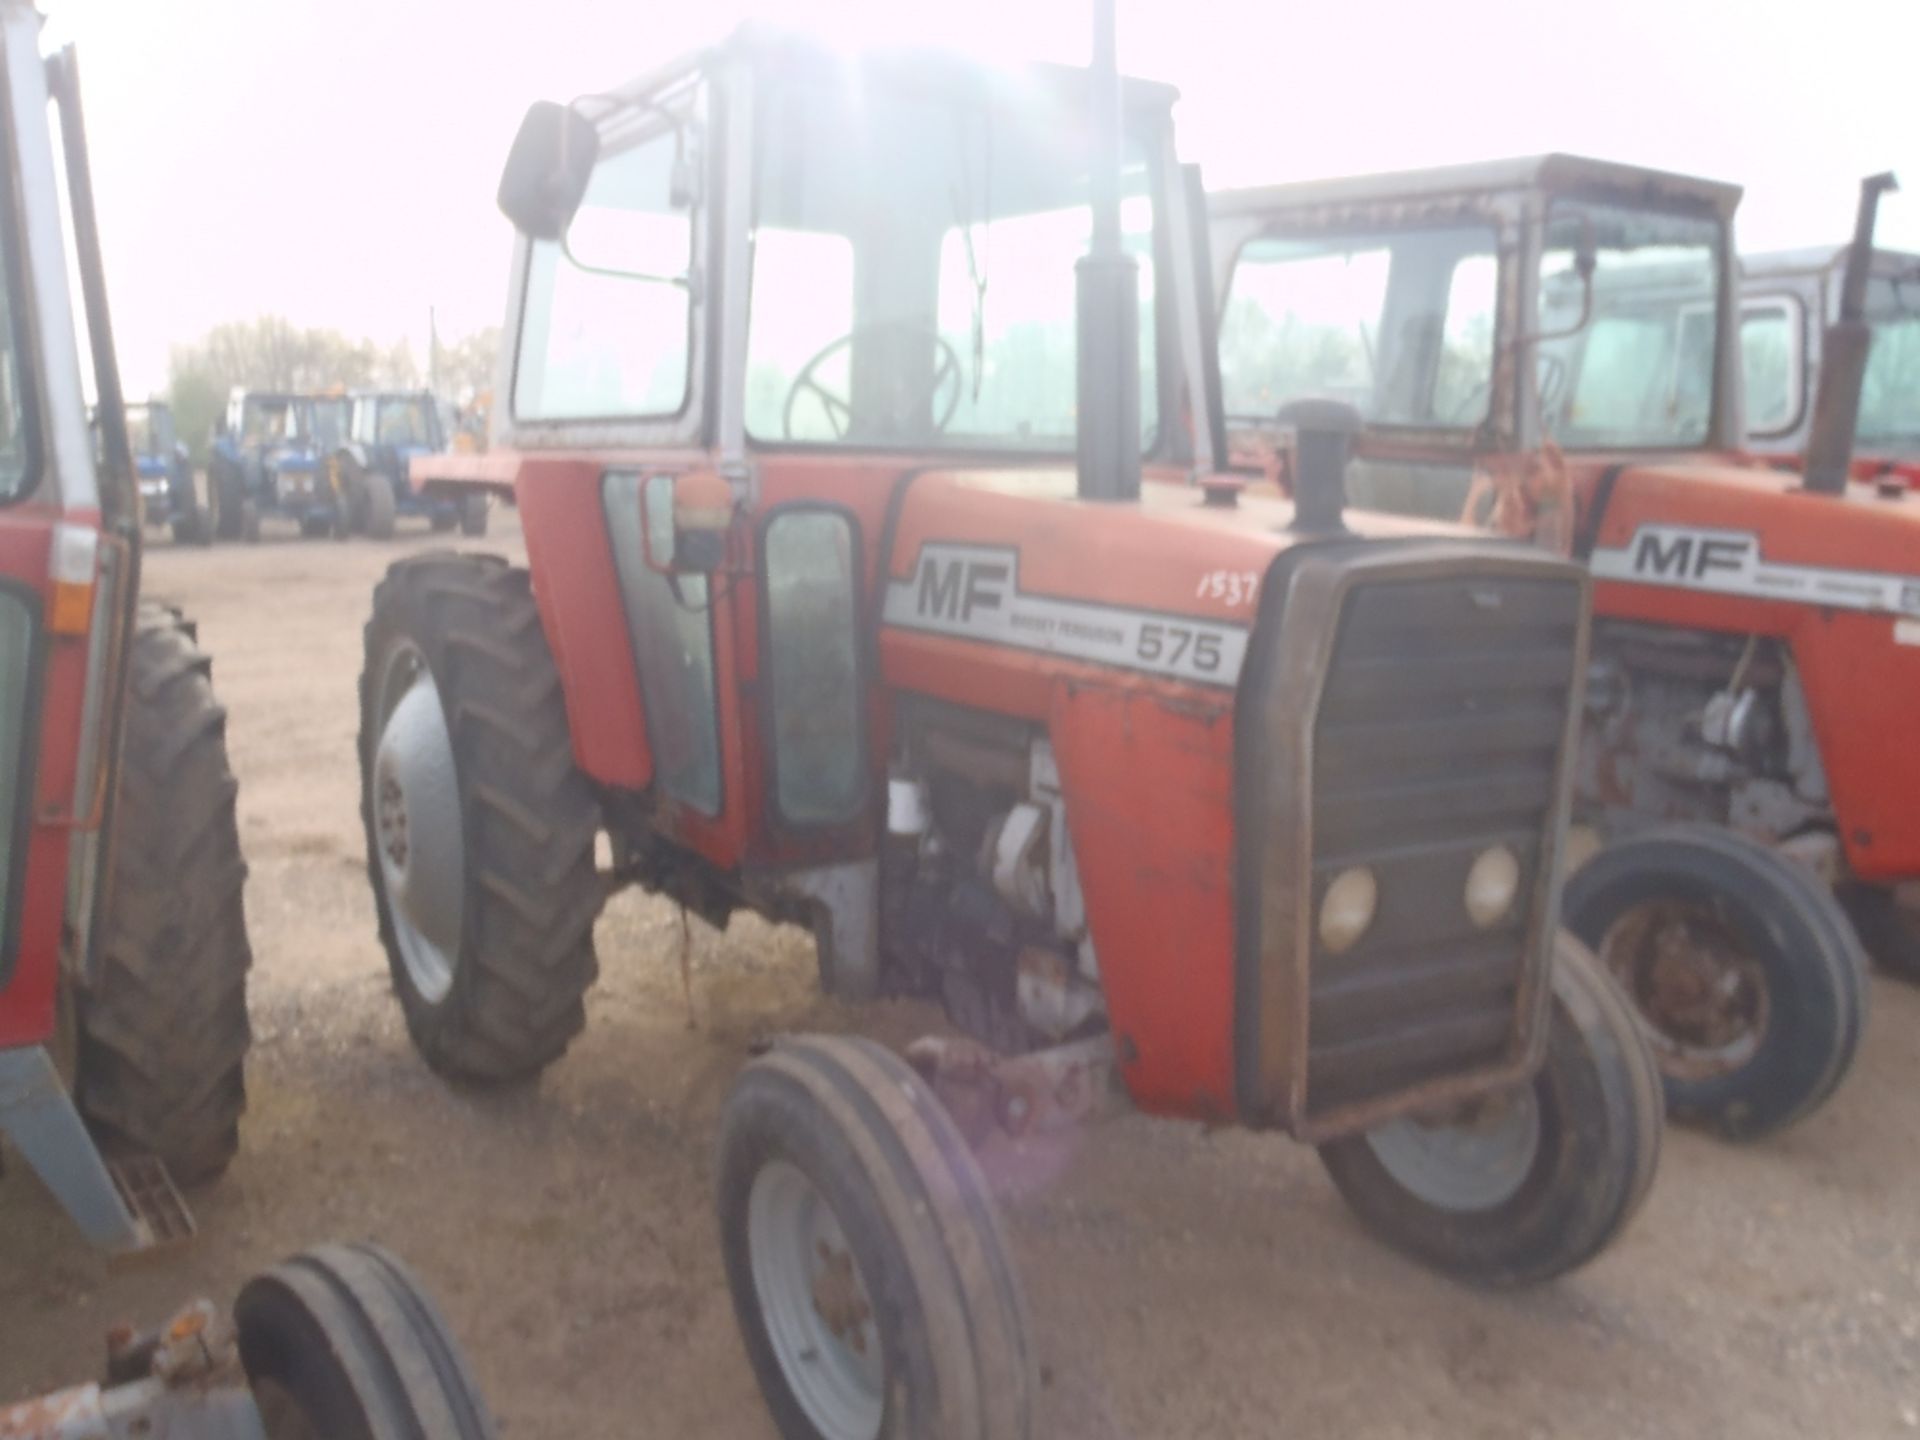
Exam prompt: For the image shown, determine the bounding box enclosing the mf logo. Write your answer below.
[915,552,1010,623]
[1631,528,1754,581]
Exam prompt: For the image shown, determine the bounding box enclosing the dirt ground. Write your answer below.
[5,509,1920,1438]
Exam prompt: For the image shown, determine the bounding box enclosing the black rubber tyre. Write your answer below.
[363,471,398,541]
[170,501,212,547]
[458,493,488,537]
[359,554,601,1080]
[211,457,248,541]
[1838,882,1920,982]
[74,604,251,1185]
[430,509,459,534]
[235,1242,495,1440]
[241,500,262,544]
[1563,824,1868,1139]
[1318,932,1663,1288]
[718,1035,1034,1440]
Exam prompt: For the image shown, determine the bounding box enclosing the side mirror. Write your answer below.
[497,100,600,241]
[641,471,732,576]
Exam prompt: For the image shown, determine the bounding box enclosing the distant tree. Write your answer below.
[432,326,499,402]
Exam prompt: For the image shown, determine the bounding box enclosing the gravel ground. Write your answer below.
[5,509,1920,1437]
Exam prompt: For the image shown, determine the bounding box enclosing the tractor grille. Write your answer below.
[1302,572,1582,1118]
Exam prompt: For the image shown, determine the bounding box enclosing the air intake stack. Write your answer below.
[1804,171,1899,495]
[1074,0,1141,504]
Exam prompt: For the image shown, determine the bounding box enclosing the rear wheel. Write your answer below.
[1563,824,1867,1139]
[1318,932,1663,1287]
[211,457,247,541]
[235,1242,494,1440]
[241,500,262,544]
[75,605,251,1184]
[362,471,398,541]
[359,554,601,1080]
[717,1035,1034,1440]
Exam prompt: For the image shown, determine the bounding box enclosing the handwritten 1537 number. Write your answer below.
[1195,570,1260,608]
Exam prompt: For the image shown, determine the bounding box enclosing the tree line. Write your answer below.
[165,318,498,462]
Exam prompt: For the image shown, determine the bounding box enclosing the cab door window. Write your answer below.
[762,509,864,826]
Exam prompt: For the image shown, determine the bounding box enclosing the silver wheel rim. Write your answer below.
[1364,1087,1542,1213]
[372,643,465,1005]
[747,1160,885,1440]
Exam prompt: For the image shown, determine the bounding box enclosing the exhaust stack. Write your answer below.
[1804,171,1899,495]
[1278,398,1360,534]
[1074,0,1141,503]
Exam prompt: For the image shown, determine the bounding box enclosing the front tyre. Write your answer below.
[1563,824,1867,1139]
[75,604,251,1184]
[1318,932,1663,1288]
[235,1242,495,1440]
[717,1035,1035,1440]
[458,493,488,537]
[359,554,601,1081]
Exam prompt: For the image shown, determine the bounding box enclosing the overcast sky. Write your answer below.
[51,0,1920,398]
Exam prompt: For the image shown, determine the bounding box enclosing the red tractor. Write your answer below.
[1211,155,1887,1142]
[0,5,249,1253]
[376,24,1664,1437]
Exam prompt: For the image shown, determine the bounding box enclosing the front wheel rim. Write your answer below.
[747,1160,885,1440]
[1364,1087,1542,1213]
[372,643,465,1004]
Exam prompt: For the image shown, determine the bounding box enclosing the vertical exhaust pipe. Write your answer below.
[1804,171,1899,495]
[1075,0,1141,503]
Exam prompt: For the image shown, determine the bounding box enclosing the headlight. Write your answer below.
[1464,845,1521,929]
[1319,866,1378,955]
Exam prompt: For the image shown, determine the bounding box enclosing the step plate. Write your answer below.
[108,1155,196,1251]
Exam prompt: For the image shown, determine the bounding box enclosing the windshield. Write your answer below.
[1861,273,1920,449]
[1537,203,1722,448]
[311,398,348,449]
[1218,224,1497,428]
[123,403,174,458]
[375,396,440,449]
[744,73,1160,452]
[242,398,299,445]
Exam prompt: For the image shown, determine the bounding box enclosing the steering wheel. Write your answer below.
[783,325,964,441]
[1441,353,1570,427]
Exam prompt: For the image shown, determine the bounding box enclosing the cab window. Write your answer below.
[514,125,696,423]
[1740,299,1802,438]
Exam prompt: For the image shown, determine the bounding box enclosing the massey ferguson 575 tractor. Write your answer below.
[370,23,1662,1437]
[1212,155,1888,1142]
[1,14,498,1439]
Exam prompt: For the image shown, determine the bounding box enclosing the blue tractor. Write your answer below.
[333,388,486,538]
[207,389,350,541]
[126,400,210,543]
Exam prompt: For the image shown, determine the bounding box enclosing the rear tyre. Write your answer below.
[235,1242,495,1440]
[359,554,601,1080]
[241,500,262,544]
[212,457,247,541]
[363,472,398,541]
[717,1035,1035,1440]
[75,604,251,1185]
[1562,824,1867,1139]
[458,493,488,538]
[1317,932,1663,1288]
[1837,883,1920,982]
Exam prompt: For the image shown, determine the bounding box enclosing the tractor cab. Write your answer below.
[1742,243,1920,485]
[1211,155,1748,524]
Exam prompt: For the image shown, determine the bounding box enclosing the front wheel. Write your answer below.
[362,471,398,540]
[1318,932,1663,1287]
[359,554,602,1080]
[235,1243,494,1439]
[717,1035,1035,1440]
[1563,824,1868,1139]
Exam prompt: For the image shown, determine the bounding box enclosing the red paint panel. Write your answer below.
[1577,456,1920,881]
[1047,683,1240,1120]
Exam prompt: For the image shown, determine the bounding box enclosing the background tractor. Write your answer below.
[333,388,486,538]
[207,389,348,540]
[377,23,1663,1437]
[1742,230,1920,489]
[1212,154,1887,1141]
[120,399,209,544]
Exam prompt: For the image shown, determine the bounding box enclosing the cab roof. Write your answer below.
[1742,245,1920,281]
[1212,153,1742,221]
[576,22,1181,131]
